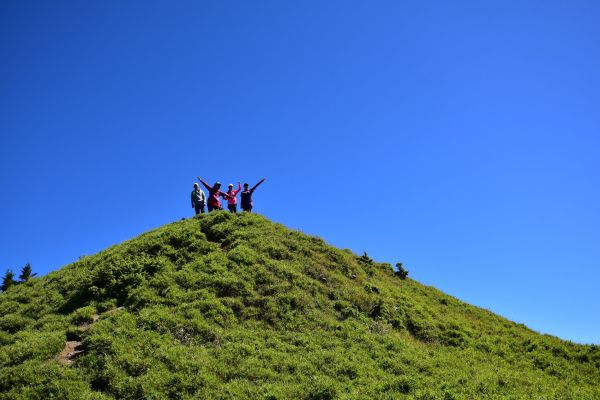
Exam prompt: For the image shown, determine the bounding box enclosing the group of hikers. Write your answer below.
[191,177,266,214]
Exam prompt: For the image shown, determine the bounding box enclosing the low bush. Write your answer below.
[0,212,597,399]
[71,305,97,325]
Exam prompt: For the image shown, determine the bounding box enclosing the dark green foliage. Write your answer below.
[71,306,97,325]
[1,264,37,294]
[1,270,16,292]
[0,212,598,399]
[395,262,409,279]
[358,251,373,265]
[18,263,36,283]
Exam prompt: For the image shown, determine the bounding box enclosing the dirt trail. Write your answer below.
[55,307,123,366]
[56,341,85,366]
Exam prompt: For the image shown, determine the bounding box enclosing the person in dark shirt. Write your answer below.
[240,178,266,212]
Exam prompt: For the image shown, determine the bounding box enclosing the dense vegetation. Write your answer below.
[1,212,598,399]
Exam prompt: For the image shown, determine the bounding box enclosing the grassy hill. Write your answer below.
[0,212,598,399]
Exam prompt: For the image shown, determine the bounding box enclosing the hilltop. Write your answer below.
[0,212,598,399]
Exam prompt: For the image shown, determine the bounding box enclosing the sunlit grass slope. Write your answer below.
[1,212,599,399]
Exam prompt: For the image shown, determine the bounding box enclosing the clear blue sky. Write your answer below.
[1,1,598,344]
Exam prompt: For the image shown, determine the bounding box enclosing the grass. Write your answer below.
[0,211,598,399]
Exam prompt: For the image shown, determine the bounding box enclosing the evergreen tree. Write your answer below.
[395,262,409,279]
[19,262,36,282]
[359,251,374,264]
[1,269,16,292]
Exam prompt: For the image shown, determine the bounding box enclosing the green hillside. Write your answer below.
[1,212,598,399]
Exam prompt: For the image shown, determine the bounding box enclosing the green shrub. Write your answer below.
[0,361,104,400]
[0,212,598,399]
[71,305,97,325]
[386,375,417,394]
[34,314,68,332]
[438,323,470,348]
[0,330,64,366]
[395,262,409,279]
[306,377,337,400]
[0,314,32,334]
[0,300,19,315]
[227,244,260,266]
[97,298,118,313]
[405,313,437,343]
[0,331,13,346]
[211,274,252,298]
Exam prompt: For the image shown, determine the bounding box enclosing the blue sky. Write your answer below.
[1,1,598,344]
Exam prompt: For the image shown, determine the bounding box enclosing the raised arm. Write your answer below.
[196,176,212,191]
[233,182,242,195]
[251,178,266,192]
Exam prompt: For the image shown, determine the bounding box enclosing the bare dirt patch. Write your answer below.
[55,307,124,366]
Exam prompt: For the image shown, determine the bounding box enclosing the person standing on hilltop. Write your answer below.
[241,178,266,212]
[197,177,229,212]
[191,182,206,214]
[225,182,242,213]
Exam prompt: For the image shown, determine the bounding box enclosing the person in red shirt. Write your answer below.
[196,176,229,212]
[225,182,242,213]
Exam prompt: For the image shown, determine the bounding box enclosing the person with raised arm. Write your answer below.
[225,182,242,213]
[191,182,206,214]
[197,176,229,212]
[241,178,266,212]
